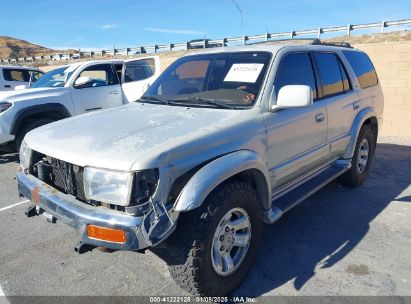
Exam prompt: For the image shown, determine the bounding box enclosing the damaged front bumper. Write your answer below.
[17,171,177,251]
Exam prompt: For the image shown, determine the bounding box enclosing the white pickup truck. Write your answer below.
[0,56,160,151]
[0,66,44,91]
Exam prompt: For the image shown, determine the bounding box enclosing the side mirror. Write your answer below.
[74,76,94,88]
[271,85,313,112]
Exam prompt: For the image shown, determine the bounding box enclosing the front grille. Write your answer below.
[31,152,127,213]
[32,155,88,203]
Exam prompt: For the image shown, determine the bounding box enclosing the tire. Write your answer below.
[162,180,263,296]
[15,118,54,151]
[338,124,376,187]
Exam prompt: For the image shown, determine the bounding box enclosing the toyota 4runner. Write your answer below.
[17,42,383,296]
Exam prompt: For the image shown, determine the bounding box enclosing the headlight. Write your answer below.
[19,141,32,170]
[0,101,12,113]
[83,167,133,206]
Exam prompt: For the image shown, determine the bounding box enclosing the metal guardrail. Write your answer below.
[1,18,410,65]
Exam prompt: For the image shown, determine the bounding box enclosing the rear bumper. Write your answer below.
[17,171,150,251]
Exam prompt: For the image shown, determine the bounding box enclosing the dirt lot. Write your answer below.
[0,136,410,300]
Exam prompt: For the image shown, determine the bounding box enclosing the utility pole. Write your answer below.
[229,0,243,35]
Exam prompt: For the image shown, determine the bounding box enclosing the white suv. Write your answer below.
[0,66,44,91]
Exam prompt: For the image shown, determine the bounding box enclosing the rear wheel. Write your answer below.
[338,124,376,187]
[15,118,54,151]
[162,180,263,296]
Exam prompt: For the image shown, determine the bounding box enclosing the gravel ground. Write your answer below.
[0,136,410,300]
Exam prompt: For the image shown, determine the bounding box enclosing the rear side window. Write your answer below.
[343,51,378,89]
[124,58,156,83]
[314,53,348,97]
[2,68,30,82]
[274,53,318,100]
[338,60,351,92]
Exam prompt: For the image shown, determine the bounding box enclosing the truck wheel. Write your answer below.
[338,124,376,187]
[164,181,263,296]
[15,119,54,151]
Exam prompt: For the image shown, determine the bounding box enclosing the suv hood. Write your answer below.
[25,102,259,171]
[0,87,66,103]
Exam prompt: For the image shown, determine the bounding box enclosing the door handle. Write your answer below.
[85,107,102,112]
[4,85,11,88]
[353,101,360,110]
[315,113,325,123]
[109,90,120,95]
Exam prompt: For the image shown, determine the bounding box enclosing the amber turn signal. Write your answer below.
[86,225,126,243]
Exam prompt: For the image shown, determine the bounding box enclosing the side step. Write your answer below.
[266,164,349,224]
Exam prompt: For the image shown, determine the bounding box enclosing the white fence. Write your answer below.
[1,18,410,65]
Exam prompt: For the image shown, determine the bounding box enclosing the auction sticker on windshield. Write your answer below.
[224,63,264,83]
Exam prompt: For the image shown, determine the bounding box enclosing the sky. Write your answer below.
[0,0,410,51]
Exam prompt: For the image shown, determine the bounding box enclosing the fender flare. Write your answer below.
[173,150,271,212]
[343,107,377,159]
[10,103,71,135]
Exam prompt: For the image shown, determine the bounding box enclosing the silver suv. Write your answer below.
[17,42,383,296]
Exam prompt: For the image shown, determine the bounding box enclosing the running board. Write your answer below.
[265,163,349,224]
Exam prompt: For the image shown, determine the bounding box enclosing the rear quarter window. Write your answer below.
[343,51,378,89]
[2,68,30,82]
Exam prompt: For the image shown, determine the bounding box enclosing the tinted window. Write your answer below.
[315,53,345,97]
[343,51,378,89]
[124,58,156,83]
[29,70,44,82]
[338,60,351,92]
[76,64,118,88]
[274,53,317,100]
[3,68,30,82]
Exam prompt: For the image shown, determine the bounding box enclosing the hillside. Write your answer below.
[0,36,71,59]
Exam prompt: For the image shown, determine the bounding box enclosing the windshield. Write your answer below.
[32,66,78,88]
[142,51,271,109]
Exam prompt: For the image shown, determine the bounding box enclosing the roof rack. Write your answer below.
[248,38,321,45]
[248,38,352,48]
[311,40,353,48]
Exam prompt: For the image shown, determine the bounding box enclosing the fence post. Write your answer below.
[223,38,227,47]
[317,28,322,39]
[381,20,386,33]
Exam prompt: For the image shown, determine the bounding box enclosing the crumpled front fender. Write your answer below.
[173,150,271,212]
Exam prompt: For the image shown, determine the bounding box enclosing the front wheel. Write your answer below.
[163,181,263,296]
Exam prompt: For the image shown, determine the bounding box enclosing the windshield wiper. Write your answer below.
[137,96,172,105]
[172,97,236,109]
